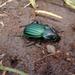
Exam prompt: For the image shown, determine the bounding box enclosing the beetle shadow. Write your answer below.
[14,34,61,47]
[22,36,61,47]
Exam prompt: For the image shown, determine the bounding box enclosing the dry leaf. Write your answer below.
[64,0,75,9]
[29,0,37,9]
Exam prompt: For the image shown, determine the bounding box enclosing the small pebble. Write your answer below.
[66,52,70,56]
[66,58,71,61]
[42,50,45,54]
[46,45,56,54]
[56,50,61,53]
[35,44,41,48]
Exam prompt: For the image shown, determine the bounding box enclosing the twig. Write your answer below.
[0,60,7,75]
[0,14,7,17]
[2,71,7,75]
[29,0,37,9]
[0,0,13,8]
[64,0,75,9]
[35,10,63,19]
[0,65,28,75]
[24,3,31,8]
[0,21,5,28]
[0,54,5,60]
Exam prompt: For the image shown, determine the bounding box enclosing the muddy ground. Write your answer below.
[0,0,75,75]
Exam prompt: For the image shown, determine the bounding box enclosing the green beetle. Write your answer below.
[23,21,60,42]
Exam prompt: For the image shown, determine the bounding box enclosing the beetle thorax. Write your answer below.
[43,29,54,39]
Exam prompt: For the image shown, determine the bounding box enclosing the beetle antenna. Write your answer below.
[32,20,39,24]
[19,25,26,28]
[19,20,39,28]
[26,42,36,47]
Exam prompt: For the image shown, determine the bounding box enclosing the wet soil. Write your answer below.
[0,0,75,75]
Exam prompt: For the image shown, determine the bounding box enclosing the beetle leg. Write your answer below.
[49,27,57,33]
[26,41,36,47]
[26,39,42,47]
[32,20,39,24]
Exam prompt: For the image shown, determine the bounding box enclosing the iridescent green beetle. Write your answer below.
[23,21,60,42]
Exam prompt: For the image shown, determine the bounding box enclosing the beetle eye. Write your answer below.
[52,35,60,42]
[52,36,57,40]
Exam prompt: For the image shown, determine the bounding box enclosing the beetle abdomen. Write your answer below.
[23,23,45,38]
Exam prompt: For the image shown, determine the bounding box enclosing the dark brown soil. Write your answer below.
[0,0,75,75]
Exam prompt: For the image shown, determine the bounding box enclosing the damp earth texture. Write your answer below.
[0,0,75,75]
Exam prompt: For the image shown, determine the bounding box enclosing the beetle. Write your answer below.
[23,21,60,42]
